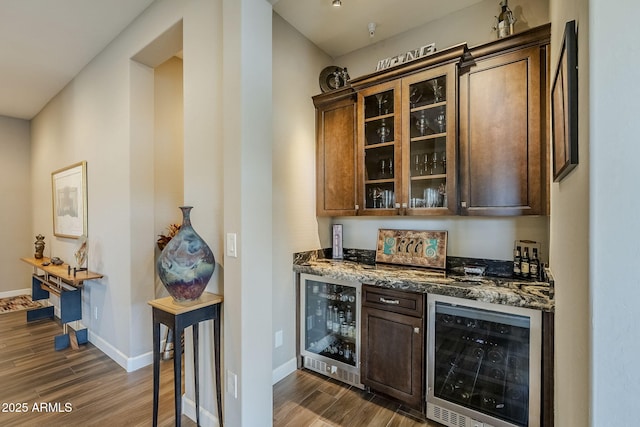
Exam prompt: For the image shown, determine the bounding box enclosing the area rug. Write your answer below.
[0,295,43,314]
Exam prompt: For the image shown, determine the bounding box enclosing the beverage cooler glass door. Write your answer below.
[427,294,541,427]
[300,273,362,388]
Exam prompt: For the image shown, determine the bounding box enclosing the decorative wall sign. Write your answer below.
[376,43,436,72]
[52,161,87,238]
[375,229,447,269]
[552,20,578,182]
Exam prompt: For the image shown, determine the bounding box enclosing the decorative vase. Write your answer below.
[34,234,45,259]
[157,206,215,302]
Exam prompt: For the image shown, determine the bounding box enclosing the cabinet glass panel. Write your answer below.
[303,279,358,367]
[433,302,532,426]
[363,88,397,210]
[407,75,449,210]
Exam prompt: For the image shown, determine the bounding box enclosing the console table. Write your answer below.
[149,292,223,427]
[21,257,103,350]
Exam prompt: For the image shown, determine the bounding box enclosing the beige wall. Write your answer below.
[0,116,31,295]
[336,0,550,77]
[153,56,184,298]
[271,12,333,376]
[548,0,590,426]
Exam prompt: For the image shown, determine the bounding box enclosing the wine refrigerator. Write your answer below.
[299,273,363,388]
[426,294,542,427]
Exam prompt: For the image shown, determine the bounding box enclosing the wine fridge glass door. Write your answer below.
[427,294,541,427]
[299,274,363,388]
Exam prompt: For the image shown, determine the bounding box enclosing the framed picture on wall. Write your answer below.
[52,161,87,238]
[551,20,578,182]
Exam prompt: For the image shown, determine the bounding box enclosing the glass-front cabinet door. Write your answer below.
[401,64,457,215]
[357,81,401,215]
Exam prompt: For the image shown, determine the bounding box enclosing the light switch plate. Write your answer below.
[226,233,237,258]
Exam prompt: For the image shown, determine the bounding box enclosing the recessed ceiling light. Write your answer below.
[332,0,342,7]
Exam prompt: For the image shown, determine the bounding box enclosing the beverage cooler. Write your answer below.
[426,294,541,427]
[299,273,363,388]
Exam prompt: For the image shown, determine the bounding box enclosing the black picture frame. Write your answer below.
[552,20,578,182]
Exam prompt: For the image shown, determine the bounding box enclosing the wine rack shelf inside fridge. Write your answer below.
[300,273,363,388]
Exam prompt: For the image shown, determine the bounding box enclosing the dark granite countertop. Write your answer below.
[293,250,554,312]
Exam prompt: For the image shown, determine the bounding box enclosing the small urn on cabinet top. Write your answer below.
[156,206,215,303]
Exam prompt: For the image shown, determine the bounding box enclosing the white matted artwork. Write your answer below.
[51,161,87,238]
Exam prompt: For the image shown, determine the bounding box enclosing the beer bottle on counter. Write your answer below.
[521,247,530,279]
[530,248,540,280]
[513,246,522,277]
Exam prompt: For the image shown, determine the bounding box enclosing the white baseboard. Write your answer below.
[88,330,153,372]
[0,288,31,298]
[183,394,220,427]
[273,357,297,385]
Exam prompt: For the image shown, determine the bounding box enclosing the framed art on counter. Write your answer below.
[52,161,87,238]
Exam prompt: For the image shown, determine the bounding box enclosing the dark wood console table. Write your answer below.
[149,292,223,427]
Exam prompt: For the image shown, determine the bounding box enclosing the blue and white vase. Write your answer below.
[157,206,215,302]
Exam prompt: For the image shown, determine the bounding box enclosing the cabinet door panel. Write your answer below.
[468,59,529,207]
[361,306,423,409]
[460,46,546,215]
[315,93,357,216]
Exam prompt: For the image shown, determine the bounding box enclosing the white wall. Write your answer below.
[589,0,640,425]
[0,116,32,295]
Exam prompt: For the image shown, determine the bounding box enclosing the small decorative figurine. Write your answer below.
[34,234,45,259]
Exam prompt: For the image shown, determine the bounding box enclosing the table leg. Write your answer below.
[214,305,223,427]
[193,323,200,427]
[174,326,183,427]
[152,319,161,427]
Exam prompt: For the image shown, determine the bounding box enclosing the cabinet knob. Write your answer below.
[461,201,467,208]
[414,327,420,334]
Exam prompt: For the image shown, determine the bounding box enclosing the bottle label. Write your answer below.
[521,261,530,275]
[513,261,521,275]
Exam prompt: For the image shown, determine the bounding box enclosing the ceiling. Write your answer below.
[0,0,155,120]
[272,0,485,58]
[1,0,483,121]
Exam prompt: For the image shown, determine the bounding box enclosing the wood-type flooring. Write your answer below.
[0,309,442,426]
[273,369,442,427]
[0,310,196,427]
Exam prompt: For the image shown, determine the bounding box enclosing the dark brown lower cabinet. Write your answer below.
[361,285,425,410]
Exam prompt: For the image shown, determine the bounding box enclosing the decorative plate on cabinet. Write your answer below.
[319,66,350,92]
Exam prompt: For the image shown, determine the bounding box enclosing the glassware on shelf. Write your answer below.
[432,79,443,103]
[413,153,424,176]
[374,93,388,115]
[430,151,440,174]
[415,111,431,136]
[377,119,391,143]
[436,112,446,133]
[410,86,423,108]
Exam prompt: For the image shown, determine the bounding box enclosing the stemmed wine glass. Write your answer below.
[409,86,422,109]
[431,79,442,103]
[415,111,430,136]
[374,93,388,115]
